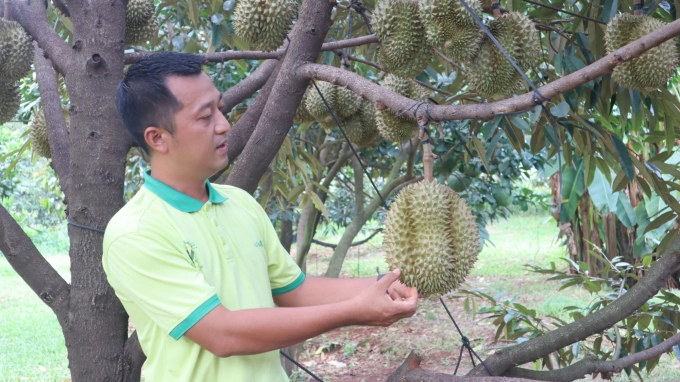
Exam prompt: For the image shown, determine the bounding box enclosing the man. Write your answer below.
[103,52,418,381]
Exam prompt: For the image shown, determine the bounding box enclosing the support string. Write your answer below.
[280,350,324,382]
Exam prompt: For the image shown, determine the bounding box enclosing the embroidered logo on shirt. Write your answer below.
[184,241,202,269]
[254,240,264,248]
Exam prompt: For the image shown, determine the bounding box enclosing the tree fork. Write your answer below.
[226,0,337,194]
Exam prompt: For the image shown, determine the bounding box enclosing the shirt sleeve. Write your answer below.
[249,198,305,295]
[103,231,221,340]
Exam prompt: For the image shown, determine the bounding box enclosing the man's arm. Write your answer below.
[184,269,417,357]
[272,274,412,307]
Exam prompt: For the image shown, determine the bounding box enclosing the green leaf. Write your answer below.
[643,210,676,234]
[616,192,637,228]
[309,191,330,219]
[559,161,586,222]
[611,135,635,180]
[588,168,617,213]
[550,102,570,118]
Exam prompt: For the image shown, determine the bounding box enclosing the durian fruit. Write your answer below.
[232,0,298,52]
[375,74,428,143]
[605,14,678,91]
[0,82,20,125]
[466,12,539,100]
[419,0,483,63]
[373,0,432,77]
[0,19,34,83]
[305,82,361,130]
[344,100,378,146]
[29,106,70,160]
[294,88,315,124]
[125,0,157,45]
[383,181,480,296]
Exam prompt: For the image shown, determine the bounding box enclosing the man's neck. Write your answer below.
[148,160,209,203]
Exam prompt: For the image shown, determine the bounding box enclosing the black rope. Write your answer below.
[349,0,373,34]
[280,350,324,382]
[66,217,105,234]
[440,297,494,376]
[310,79,389,209]
[519,0,608,25]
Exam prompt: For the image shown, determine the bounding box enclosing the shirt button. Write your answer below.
[221,238,226,245]
[213,220,218,226]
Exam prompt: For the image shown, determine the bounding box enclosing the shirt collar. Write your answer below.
[143,169,227,213]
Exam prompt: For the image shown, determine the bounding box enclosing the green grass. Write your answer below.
[0,226,70,382]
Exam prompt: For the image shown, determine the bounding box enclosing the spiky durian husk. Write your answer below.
[125,0,158,45]
[232,0,298,52]
[466,12,539,100]
[420,0,483,62]
[0,20,34,83]
[383,181,480,297]
[294,88,315,123]
[29,106,70,159]
[305,82,361,127]
[344,100,378,146]
[605,14,678,91]
[0,82,20,125]
[373,0,432,77]
[375,74,428,142]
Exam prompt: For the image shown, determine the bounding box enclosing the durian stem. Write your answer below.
[634,0,643,15]
[419,117,435,183]
[492,0,501,18]
[3,0,11,20]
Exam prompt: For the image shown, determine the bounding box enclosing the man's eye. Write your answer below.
[202,114,212,120]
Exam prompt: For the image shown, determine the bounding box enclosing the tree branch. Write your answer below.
[34,44,71,199]
[220,59,278,114]
[210,62,282,183]
[503,333,680,381]
[226,0,336,194]
[298,18,680,122]
[5,0,71,75]
[0,204,70,328]
[124,35,379,65]
[467,234,680,376]
[312,228,382,249]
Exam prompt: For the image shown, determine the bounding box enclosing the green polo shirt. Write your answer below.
[102,170,304,382]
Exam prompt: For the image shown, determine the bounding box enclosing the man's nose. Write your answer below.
[217,111,231,133]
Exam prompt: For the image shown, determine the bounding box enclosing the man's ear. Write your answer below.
[144,126,171,154]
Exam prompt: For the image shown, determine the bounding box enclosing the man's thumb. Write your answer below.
[378,269,401,286]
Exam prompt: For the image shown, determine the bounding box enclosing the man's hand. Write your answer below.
[350,269,418,327]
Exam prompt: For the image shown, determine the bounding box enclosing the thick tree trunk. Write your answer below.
[60,2,133,380]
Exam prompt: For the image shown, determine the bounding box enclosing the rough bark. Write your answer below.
[34,44,71,199]
[298,18,680,122]
[0,204,70,329]
[60,1,133,380]
[226,0,335,194]
[467,233,680,376]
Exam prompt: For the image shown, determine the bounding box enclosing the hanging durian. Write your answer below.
[305,81,361,131]
[344,100,379,146]
[0,82,20,125]
[383,135,480,297]
[373,0,432,77]
[466,11,539,100]
[294,88,315,124]
[29,106,70,160]
[232,0,298,52]
[375,74,429,143]
[419,0,483,63]
[605,14,678,91]
[0,19,34,83]
[125,0,158,45]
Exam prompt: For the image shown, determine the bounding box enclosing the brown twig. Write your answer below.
[414,79,454,96]
[311,228,383,249]
[433,49,465,72]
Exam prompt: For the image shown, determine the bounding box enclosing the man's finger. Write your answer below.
[377,269,401,288]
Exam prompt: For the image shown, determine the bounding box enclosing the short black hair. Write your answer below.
[116,52,207,154]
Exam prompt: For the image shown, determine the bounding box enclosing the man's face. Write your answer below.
[164,72,231,179]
